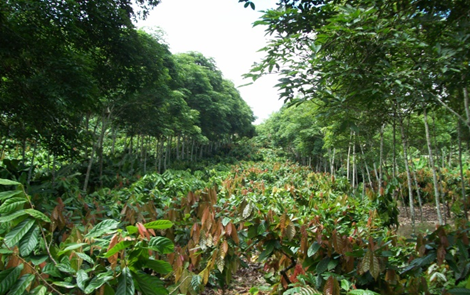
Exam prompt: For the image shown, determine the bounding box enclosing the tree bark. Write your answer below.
[423,106,444,225]
[83,122,99,192]
[399,117,416,232]
[457,121,469,220]
[379,124,385,195]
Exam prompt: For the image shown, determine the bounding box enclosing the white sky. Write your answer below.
[137,0,284,124]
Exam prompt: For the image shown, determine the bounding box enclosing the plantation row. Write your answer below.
[0,160,468,295]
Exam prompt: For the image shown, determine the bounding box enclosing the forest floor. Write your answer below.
[201,204,456,295]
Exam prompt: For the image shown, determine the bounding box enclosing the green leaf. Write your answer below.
[0,198,26,214]
[76,252,95,265]
[191,275,202,292]
[448,289,470,295]
[222,217,231,226]
[116,267,134,295]
[0,265,23,295]
[0,210,28,223]
[316,257,330,274]
[0,179,21,186]
[52,281,76,288]
[5,217,36,248]
[145,259,172,275]
[126,226,138,234]
[132,270,168,295]
[347,290,380,295]
[84,273,114,294]
[0,190,22,201]
[19,226,39,256]
[104,241,133,258]
[24,209,51,223]
[308,242,321,257]
[7,274,34,295]
[148,236,174,254]
[0,249,14,255]
[143,220,173,230]
[58,243,89,256]
[76,269,89,291]
[56,262,77,274]
[30,285,47,295]
[85,219,120,238]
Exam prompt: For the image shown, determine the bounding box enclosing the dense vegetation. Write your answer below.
[0,0,469,295]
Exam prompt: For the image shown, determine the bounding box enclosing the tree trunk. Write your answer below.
[352,133,356,189]
[26,141,37,190]
[111,126,117,154]
[359,141,374,194]
[379,124,385,195]
[411,162,424,222]
[458,121,469,220]
[399,117,416,232]
[423,106,444,225]
[347,131,352,182]
[83,122,99,192]
[98,114,108,188]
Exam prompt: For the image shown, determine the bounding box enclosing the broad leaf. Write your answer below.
[0,210,28,223]
[76,252,95,265]
[58,243,89,256]
[76,269,89,291]
[52,281,76,288]
[104,241,133,258]
[448,289,470,295]
[0,190,22,201]
[0,179,21,186]
[84,273,114,294]
[19,226,39,256]
[132,270,168,295]
[29,286,47,295]
[0,198,26,214]
[0,265,23,295]
[24,209,51,223]
[7,274,34,295]
[116,267,134,295]
[5,217,36,248]
[308,242,321,257]
[148,236,174,254]
[143,220,173,230]
[145,259,172,275]
[85,219,120,238]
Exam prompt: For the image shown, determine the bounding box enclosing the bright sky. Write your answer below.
[137,0,284,124]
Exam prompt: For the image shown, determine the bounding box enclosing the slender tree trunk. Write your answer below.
[393,116,397,178]
[129,135,133,155]
[423,106,444,225]
[347,131,352,181]
[143,136,147,175]
[458,122,469,220]
[26,141,37,190]
[411,162,424,222]
[399,117,416,232]
[359,141,374,194]
[98,114,108,188]
[159,138,164,173]
[352,133,356,189]
[379,124,385,195]
[191,139,195,162]
[176,135,180,160]
[111,126,117,154]
[83,122,99,192]
[463,83,470,132]
[52,155,56,188]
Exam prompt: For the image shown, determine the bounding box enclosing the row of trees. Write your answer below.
[248,0,470,226]
[1,0,255,191]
